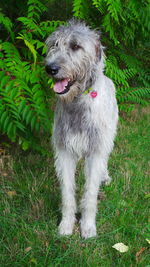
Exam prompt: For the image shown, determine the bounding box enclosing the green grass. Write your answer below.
[0,107,150,266]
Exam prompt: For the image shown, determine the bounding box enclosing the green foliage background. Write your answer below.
[0,0,150,151]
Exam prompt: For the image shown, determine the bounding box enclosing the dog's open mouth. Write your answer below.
[53,78,74,95]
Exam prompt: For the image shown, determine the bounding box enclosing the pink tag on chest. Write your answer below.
[90,91,97,98]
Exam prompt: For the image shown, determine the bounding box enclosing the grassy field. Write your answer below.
[0,107,150,267]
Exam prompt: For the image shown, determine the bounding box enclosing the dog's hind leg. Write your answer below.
[55,149,77,235]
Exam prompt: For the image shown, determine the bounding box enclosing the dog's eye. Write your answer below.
[70,43,81,51]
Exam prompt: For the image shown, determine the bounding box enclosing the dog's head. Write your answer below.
[45,19,104,102]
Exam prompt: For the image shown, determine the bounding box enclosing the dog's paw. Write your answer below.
[102,175,112,186]
[58,219,75,236]
[80,220,97,239]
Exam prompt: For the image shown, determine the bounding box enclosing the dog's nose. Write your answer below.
[45,63,60,76]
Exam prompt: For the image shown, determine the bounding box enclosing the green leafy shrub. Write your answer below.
[0,0,65,151]
[73,0,150,112]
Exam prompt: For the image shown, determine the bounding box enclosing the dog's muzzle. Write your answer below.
[45,63,75,95]
[51,78,75,95]
[45,63,60,76]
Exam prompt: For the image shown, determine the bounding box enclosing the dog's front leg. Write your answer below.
[55,149,77,235]
[80,153,107,239]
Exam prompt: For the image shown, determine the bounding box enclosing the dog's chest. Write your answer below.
[54,100,101,156]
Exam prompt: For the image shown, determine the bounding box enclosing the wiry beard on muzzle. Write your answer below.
[45,44,101,102]
[77,62,98,93]
[57,60,99,103]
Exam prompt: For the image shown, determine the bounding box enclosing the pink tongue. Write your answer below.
[53,79,69,93]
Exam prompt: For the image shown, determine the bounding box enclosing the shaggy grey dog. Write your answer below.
[45,20,118,239]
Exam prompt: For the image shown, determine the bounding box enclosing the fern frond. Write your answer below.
[102,14,119,45]
[129,88,150,98]
[105,0,121,22]
[92,0,105,13]
[73,0,86,19]
[17,17,44,37]
[27,0,48,22]
[140,4,150,31]
[40,20,65,38]
[117,86,150,107]
[119,53,141,70]
[120,95,148,105]
[105,58,129,87]
[128,0,139,19]
[1,42,22,72]
[0,11,14,40]
[17,34,37,66]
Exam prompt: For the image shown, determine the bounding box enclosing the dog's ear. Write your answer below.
[95,32,102,61]
[95,43,101,61]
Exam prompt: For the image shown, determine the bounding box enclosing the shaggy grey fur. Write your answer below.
[45,20,118,239]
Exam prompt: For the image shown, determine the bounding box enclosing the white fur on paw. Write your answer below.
[59,219,74,236]
[103,175,112,186]
[80,221,97,239]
